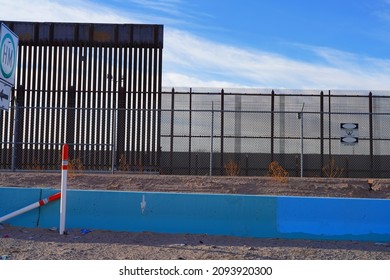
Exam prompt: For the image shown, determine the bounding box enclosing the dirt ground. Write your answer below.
[1,172,390,260]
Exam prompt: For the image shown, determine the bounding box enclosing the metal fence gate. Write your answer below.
[0,21,163,172]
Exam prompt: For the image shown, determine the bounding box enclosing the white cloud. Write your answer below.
[0,0,137,23]
[163,29,390,90]
[2,0,390,91]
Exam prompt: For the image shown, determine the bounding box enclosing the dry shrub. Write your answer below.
[119,154,130,171]
[322,159,344,178]
[68,158,84,178]
[267,161,289,183]
[224,158,240,176]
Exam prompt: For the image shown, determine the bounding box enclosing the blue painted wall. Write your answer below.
[1,187,389,242]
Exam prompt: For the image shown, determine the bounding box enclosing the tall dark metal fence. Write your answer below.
[2,85,390,177]
[0,21,163,172]
[159,88,390,178]
[2,22,390,178]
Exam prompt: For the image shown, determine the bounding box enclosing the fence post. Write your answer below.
[320,91,324,177]
[111,108,117,174]
[210,101,214,176]
[271,90,275,163]
[298,103,305,177]
[188,88,192,174]
[220,89,225,175]
[11,85,24,171]
[116,87,126,171]
[11,89,19,171]
[60,143,68,235]
[369,91,374,178]
[170,88,175,174]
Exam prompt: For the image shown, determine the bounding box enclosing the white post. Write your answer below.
[0,192,61,223]
[60,144,68,235]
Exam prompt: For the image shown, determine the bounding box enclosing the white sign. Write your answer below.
[340,123,358,145]
[0,23,18,110]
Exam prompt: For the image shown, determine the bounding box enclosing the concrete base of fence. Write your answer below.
[1,187,389,242]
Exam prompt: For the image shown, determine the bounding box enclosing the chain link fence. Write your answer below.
[159,88,390,178]
[2,87,390,177]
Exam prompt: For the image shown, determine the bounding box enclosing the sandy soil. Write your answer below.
[1,172,390,260]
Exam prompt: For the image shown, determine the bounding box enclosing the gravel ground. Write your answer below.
[1,172,390,260]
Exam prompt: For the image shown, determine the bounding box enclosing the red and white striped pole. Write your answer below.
[0,192,61,223]
[59,144,68,235]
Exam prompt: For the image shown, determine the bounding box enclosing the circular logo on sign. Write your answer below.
[0,33,16,79]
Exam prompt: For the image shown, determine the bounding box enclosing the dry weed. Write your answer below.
[68,158,84,178]
[224,158,241,176]
[267,161,289,183]
[322,159,344,178]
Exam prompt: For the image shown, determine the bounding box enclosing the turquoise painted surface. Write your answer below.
[277,196,390,241]
[1,187,390,241]
[60,191,278,237]
[0,187,42,227]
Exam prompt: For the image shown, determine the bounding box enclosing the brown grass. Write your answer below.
[267,161,289,183]
[224,158,241,176]
[322,159,344,178]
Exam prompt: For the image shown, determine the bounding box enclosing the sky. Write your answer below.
[2,0,390,90]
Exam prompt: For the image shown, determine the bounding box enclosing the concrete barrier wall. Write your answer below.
[1,187,390,242]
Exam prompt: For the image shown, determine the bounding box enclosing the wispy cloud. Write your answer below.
[0,0,133,23]
[164,29,390,89]
[127,0,184,16]
[2,0,390,90]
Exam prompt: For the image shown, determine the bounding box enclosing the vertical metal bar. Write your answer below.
[156,47,162,170]
[300,113,304,177]
[53,45,63,164]
[122,47,129,166]
[369,91,374,178]
[270,90,275,162]
[117,87,126,170]
[220,89,225,175]
[137,48,143,167]
[35,44,42,167]
[13,85,25,170]
[320,91,324,177]
[11,94,19,171]
[210,101,214,176]
[25,44,33,169]
[102,46,108,168]
[147,47,153,167]
[111,108,117,174]
[299,103,305,177]
[131,47,137,166]
[328,90,332,161]
[142,47,148,167]
[188,88,192,174]
[86,43,93,169]
[125,48,134,164]
[79,44,87,168]
[170,88,175,174]
[151,47,157,166]
[91,45,98,169]
[41,45,48,168]
[96,45,102,168]
[50,45,58,167]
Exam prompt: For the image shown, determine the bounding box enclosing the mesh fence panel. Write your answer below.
[2,88,390,177]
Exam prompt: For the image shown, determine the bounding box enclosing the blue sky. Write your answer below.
[2,0,390,90]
